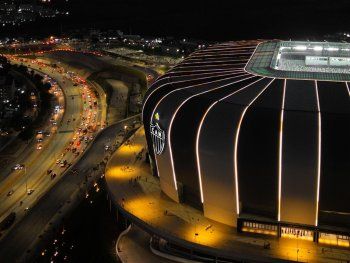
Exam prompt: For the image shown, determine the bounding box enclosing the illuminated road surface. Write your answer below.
[0,116,140,262]
[0,58,104,238]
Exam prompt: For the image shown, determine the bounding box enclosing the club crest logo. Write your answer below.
[150,122,165,155]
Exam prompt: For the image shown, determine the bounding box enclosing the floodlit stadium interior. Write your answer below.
[274,41,350,74]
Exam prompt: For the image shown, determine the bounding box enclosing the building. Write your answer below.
[142,40,350,247]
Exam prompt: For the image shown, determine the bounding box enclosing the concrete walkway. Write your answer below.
[117,224,175,263]
[105,127,350,263]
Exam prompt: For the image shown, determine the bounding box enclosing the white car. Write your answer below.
[12,164,24,170]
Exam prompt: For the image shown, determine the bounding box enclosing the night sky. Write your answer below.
[4,0,350,40]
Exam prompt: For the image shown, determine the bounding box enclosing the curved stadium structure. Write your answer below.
[142,40,350,245]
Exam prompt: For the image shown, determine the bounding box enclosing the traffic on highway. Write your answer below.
[0,55,105,239]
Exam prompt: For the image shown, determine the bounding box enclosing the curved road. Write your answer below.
[0,59,104,239]
[0,115,140,262]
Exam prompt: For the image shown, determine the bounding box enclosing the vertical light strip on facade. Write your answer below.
[146,44,253,200]
[346,82,350,97]
[196,77,269,204]
[277,79,287,222]
[315,80,322,226]
[168,75,255,192]
[233,78,274,215]
[147,73,248,181]
[195,103,217,203]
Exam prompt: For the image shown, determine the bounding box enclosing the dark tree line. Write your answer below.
[9,62,53,141]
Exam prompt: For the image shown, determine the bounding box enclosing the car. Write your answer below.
[37,144,42,150]
[37,130,43,134]
[27,189,35,195]
[12,164,24,170]
[51,173,57,180]
[60,160,67,167]
[44,131,51,137]
[104,145,110,151]
[47,169,53,175]
[7,190,14,197]
[56,159,61,164]
[37,138,43,143]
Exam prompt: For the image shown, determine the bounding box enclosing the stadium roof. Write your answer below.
[246,40,350,81]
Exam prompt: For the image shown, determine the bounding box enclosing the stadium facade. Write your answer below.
[142,40,350,247]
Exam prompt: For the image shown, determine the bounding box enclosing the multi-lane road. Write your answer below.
[0,115,141,262]
[0,57,106,239]
[0,49,150,261]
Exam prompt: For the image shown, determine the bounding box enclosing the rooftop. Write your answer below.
[245,40,350,81]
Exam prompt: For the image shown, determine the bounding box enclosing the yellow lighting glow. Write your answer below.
[242,227,277,236]
[281,233,313,242]
[319,238,350,247]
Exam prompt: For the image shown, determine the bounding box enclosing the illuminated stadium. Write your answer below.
[142,40,350,248]
[274,41,350,74]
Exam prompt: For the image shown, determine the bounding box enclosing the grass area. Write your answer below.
[112,65,147,95]
[88,65,147,117]
[88,72,113,108]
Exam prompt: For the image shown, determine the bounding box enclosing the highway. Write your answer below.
[0,115,141,262]
[0,49,148,261]
[0,57,105,239]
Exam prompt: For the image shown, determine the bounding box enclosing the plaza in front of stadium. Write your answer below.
[106,40,350,262]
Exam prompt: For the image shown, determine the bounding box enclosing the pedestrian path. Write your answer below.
[106,127,350,263]
[117,224,175,263]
